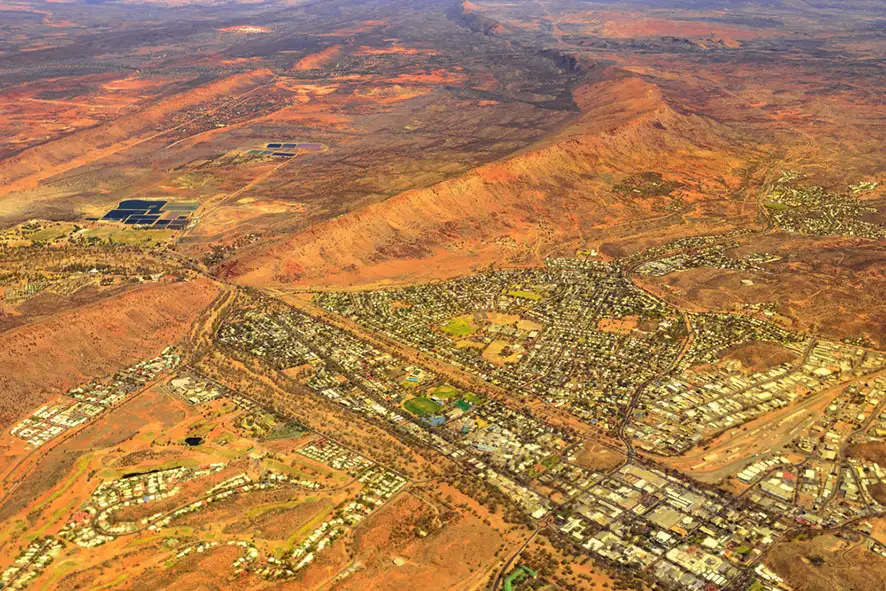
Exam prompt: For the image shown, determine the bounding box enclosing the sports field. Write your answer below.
[441,315,478,337]
[403,397,442,417]
[506,289,542,301]
[429,385,461,400]
[429,385,483,405]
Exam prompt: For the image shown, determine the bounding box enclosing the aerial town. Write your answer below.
[213,264,886,591]
[1,244,882,590]
[0,0,884,590]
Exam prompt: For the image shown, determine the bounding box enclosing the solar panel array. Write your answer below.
[100,199,198,230]
[265,142,324,151]
[246,142,325,158]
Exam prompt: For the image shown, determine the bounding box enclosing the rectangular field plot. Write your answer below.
[99,199,197,230]
[264,141,325,152]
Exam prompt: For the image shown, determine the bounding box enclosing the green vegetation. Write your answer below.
[100,457,202,481]
[38,559,81,590]
[441,315,478,337]
[44,454,93,508]
[200,443,243,461]
[504,565,538,591]
[745,580,765,591]
[284,502,335,550]
[429,384,462,400]
[400,375,423,388]
[261,458,336,486]
[82,226,175,247]
[34,498,79,538]
[264,420,308,441]
[541,455,559,469]
[236,410,299,439]
[213,431,235,445]
[403,396,443,417]
[454,400,472,411]
[91,572,129,590]
[462,391,484,404]
[850,180,878,195]
[26,223,76,243]
[187,420,214,438]
[428,384,483,410]
[245,496,315,520]
[507,289,542,301]
[125,535,161,549]
[764,201,790,211]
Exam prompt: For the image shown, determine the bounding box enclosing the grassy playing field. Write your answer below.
[506,289,542,301]
[441,315,478,337]
[403,397,443,417]
[462,391,484,404]
[429,384,484,406]
[429,385,462,400]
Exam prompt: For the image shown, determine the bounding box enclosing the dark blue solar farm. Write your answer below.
[247,142,326,158]
[100,199,198,230]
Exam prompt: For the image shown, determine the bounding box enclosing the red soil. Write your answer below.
[0,278,219,427]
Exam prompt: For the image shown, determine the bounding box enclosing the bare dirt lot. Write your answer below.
[335,489,506,591]
[722,340,800,374]
[573,438,624,472]
[767,533,886,591]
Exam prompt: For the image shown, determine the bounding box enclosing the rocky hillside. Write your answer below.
[225,68,746,288]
